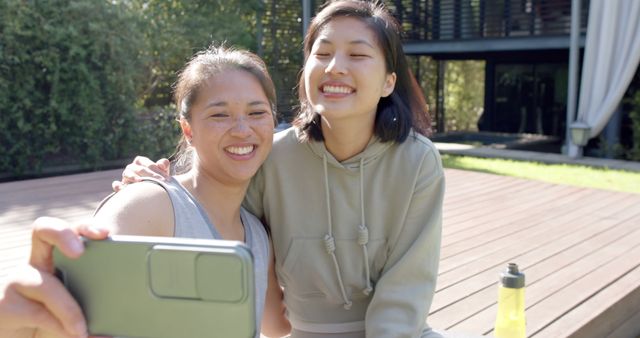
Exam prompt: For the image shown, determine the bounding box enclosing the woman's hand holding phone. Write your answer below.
[0,217,109,338]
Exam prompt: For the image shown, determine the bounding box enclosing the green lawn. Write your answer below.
[441,154,640,194]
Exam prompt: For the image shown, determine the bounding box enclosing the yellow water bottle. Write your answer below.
[494,263,526,338]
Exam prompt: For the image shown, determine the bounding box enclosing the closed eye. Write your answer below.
[250,111,268,117]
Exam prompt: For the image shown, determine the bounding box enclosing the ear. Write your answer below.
[381,72,396,98]
[179,118,193,143]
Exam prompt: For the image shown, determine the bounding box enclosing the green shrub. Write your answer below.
[134,105,182,161]
[0,0,144,174]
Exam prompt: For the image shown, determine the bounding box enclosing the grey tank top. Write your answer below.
[96,177,269,338]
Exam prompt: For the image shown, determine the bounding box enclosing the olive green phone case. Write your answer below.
[53,235,255,338]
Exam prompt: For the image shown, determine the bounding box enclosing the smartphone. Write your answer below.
[53,235,256,338]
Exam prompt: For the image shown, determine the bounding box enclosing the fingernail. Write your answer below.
[87,225,106,235]
[88,226,109,235]
[69,239,84,254]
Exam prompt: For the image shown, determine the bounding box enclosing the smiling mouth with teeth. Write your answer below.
[226,145,255,155]
[322,85,353,94]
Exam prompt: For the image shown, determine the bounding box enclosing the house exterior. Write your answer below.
[394,0,589,143]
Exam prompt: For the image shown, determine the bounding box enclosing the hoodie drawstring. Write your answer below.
[323,154,352,310]
[322,155,373,310]
[358,157,373,296]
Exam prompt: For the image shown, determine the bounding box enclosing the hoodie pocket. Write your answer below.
[279,236,387,302]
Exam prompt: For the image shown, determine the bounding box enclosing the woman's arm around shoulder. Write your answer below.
[112,156,170,192]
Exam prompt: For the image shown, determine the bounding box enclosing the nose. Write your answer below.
[230,116,252,137]
[325,54,347,75]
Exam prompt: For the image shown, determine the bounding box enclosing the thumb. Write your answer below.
[30,217,83,273]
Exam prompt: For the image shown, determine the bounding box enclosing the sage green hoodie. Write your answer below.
[245,127,444,338]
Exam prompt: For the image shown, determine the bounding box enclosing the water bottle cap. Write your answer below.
[500,263,525,289]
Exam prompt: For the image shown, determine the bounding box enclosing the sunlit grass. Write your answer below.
[441,154,640,194]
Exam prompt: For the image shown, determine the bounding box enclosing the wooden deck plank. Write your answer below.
[440,216,640,335]
[430,198,640,326]
[442,183,578,241]
[526,237,640,336]
[439,187,598,261]
[604,296,640,338]
[442,179,545,228]
[438,188,635,278]
[436,186,640,334]
[437,189,624,276]
[429,217,639,332]
[442,186,577,240]
[540,264,640,338]
[0,170,119,194]
[436,170,640,337]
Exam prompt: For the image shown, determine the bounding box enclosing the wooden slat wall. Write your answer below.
[1,168,639,337]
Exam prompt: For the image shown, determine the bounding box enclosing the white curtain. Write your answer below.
[575,0,640,138]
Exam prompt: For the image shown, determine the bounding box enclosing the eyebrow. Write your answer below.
[205,100,270,109]
[318,38,375,49]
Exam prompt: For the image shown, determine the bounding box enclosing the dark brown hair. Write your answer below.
[170,44,277,173]
[293,0,431,143]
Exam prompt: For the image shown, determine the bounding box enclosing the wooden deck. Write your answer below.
[1,168,640,337]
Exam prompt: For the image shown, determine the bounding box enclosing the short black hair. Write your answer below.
[293,0,431,143]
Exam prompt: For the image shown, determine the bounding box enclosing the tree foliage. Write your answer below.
[0,0,263,177]
[0,0,144,174]
[133,0,260,108]
[443,60,485,131]
[407,56,485,132]
[258,0,306,121]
